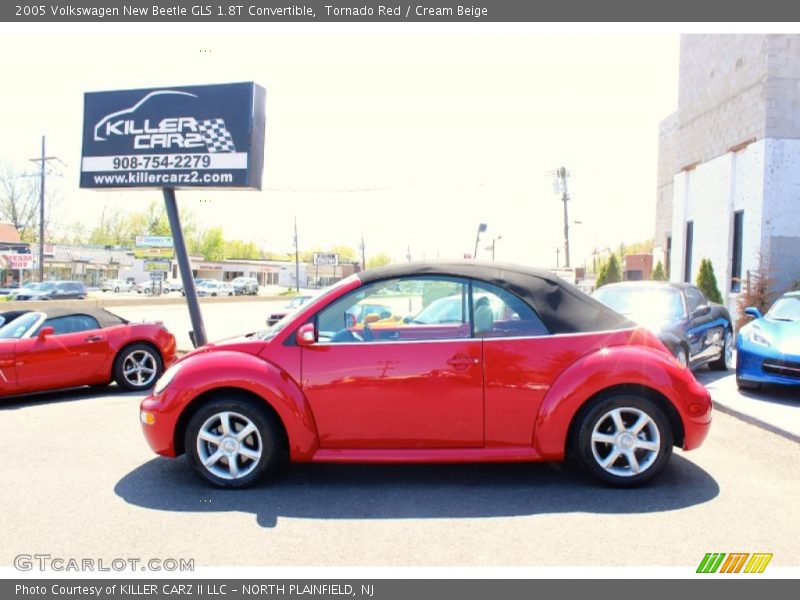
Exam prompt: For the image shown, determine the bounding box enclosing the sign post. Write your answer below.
[81,82,266,347]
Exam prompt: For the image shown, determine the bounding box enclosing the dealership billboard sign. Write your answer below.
[313,252,339,266]
[135,235,175,259]
[80,82,266,189]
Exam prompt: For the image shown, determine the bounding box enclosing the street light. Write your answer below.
[485,235,502,261]
[473,223,487,259]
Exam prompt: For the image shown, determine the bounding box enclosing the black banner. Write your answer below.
[3,0,799,22]
[3,579,797,600]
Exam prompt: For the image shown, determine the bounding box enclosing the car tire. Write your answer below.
[736,377,761,391]
[114,287,120,293]
[571,394,673,488]
[113,343,163,391]
[709,328,733,371]
[675,346,690,369]
[185,394,285,489]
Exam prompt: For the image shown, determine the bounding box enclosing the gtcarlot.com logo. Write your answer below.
[696,552,773,574]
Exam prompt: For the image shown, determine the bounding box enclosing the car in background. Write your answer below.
[197,281,234,297]
[266,294,314,326]
[232,277,259,296]
[141,261,711,490]
[14,280,87,301]
[736,291,800,389]
[135,281,163,295]
[0,307,176,395]
[163,279,183,293]
[592,281,733,370]
[101,278,134,293]
[181,279,209,296]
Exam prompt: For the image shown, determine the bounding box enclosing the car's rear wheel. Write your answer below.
[113,343,163,391]
[572,395,673,487]
[709,329,733,371]
[185,395,284,488]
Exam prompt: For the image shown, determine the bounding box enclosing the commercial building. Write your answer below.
[655,35,800,311]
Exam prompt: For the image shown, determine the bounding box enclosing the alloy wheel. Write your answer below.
[122,349,158,387]
[196,411,263,480]
[589,407,661,477]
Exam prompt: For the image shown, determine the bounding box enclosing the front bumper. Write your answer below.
[140,386,193,457]
[737,345,800,387]
[681,376,713,451]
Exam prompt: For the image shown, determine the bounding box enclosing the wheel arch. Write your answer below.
[109,339,163,377]
[173,386,290,457]
[565,383,685,458]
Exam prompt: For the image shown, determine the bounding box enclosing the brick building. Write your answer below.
[655,35,800,310]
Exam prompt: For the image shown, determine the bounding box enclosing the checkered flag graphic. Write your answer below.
[197,118,236,153]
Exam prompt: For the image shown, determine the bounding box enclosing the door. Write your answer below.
[302,276,484,449]
[684,286,718,363]
[15,314,110,391]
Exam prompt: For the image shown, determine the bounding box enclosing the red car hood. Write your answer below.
[182,334,267,360]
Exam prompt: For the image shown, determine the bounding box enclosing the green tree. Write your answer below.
[651,261,666,281]
[366,252,392,269]
[191,226,225,261]
[224,239,260,259]
[696,258,723,304]
[596,254,621,288]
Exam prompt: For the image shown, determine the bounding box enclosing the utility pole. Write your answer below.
[555,167,571,268]
[293,217,300,292]
[29,136,62,282]
[473,223,487,259]
[359,235,366,271]
[406,245,412,262]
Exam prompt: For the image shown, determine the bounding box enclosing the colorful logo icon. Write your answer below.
[697,552,773,573]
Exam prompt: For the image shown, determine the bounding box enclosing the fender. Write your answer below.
[167,350,319,460]
[533,345,697,459]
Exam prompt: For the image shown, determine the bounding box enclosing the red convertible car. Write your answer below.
[0,307,176,396]
[140,262,712,488]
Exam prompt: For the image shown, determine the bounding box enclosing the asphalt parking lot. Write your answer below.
[1,297,798,568]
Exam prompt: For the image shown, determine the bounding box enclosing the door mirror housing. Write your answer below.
[37,326,55,341]
[691,304,711,318]
[295,323,317,347]
[745,306,763,319]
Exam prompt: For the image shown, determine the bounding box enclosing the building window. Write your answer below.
[683,221,693,283]
[665,235,672,279]
[731,211,744,292]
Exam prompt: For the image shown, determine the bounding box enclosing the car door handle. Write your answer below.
[447,354,480,367]
[84,335,104,342]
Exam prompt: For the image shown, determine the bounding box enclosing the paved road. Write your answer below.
[1,386,798,567]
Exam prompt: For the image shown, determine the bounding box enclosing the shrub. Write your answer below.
[696,258,723,304]
[651,261,666,281]
[735,256,777,330]
[596,254,621,288]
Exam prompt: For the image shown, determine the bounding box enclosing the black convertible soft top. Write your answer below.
[359,261,634,334]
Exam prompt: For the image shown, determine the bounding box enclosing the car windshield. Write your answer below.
[768,296,800,321]
[0,312,43,339]
[593,286,685,321]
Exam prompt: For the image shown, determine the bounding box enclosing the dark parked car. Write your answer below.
[14,280,87,301]
[593,281,733,370]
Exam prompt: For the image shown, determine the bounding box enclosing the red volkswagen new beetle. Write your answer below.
[140,262,711,488]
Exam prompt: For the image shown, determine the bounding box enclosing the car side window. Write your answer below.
[316,276,471,343]
[38,315,100,336]
[471,281,549,337]
[686,287,706,313]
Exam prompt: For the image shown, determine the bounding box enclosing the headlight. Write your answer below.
[748,327,771,348]
[153,361,184,394]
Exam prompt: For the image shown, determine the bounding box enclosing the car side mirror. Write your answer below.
[37,326,55,341]
[295,323,317,347]
[692,304,711,317]
[745,306,763,319]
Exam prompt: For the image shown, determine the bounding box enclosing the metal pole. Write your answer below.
[38,136,45,282]
[162,188,207,347]
[294,217,300,292]
[559,167,571,268]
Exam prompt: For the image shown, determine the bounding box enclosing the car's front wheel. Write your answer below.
[572,395,673,487]
[709,328,733,371]
[113,343,163,391]
[185,395,284,488]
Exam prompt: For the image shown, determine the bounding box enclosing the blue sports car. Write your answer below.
[736,291,800,389]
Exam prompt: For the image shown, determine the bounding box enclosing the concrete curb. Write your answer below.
[712,400,800,444]
[1,294,287,311]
